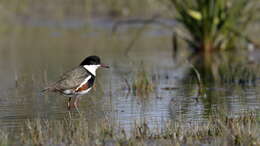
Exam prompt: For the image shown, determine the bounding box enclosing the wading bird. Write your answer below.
[43,55,109,110]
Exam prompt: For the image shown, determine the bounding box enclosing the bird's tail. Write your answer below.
[41,84,56,93]
[41,87,50,92]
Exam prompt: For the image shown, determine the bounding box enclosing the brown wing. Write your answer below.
[54,67,90,90]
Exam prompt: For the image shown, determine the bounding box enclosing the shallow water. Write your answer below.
[0,17,259,134]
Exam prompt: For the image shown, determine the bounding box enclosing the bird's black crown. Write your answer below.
[80,56,101,66]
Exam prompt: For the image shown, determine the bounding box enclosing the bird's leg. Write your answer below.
[73,97,78,108]
[67,97,72,110]
[74,96,80,113]
[76,97,80,107]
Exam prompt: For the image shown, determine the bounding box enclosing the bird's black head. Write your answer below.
[80,56,101,66]
[80,55,109,68]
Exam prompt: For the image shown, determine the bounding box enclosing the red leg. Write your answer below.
[73,97,80,113]
[67,97,72,110]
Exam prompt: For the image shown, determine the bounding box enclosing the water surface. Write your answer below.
[0,17,259,134]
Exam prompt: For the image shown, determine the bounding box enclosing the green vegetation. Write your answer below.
[189,61,206,96]
[132,65,154,96]
[219,62,260,85]
[0,112,259,145]
[169,0,259,53]
[188,52,260,83]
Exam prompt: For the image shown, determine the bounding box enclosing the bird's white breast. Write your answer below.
[75,75,91,91]
[83,65,100,76]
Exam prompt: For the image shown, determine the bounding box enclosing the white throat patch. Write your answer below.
[83,65,100,76]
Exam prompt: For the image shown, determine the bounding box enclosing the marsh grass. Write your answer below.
[219,63,260,85]
[188,61,206,97]
[132,65,154,97]
[187,52,260,85]
[0,112,259,145]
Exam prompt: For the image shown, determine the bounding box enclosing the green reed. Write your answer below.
[169,0,258,53]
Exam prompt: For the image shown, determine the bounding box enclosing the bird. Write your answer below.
[43,55,109,110]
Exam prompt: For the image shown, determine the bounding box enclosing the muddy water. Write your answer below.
[0,18,259,133]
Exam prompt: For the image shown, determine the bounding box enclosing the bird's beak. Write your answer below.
[100,64,109,68]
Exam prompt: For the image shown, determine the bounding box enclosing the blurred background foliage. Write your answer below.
[0,0,259,53]
[0,0,168,20]
[169,0,260,53]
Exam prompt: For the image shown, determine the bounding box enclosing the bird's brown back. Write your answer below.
[53,67,91,90]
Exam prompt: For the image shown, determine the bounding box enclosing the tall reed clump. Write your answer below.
[132,65,154,96]
[169,0,258,53]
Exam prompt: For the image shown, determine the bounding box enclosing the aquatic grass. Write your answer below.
[187,52,260,85]
[132,64,154,97]
[219,63,260,85]
[169,0,259,53]
[188,61,206,97]
[0,130,8,146]
[0,112,259,145]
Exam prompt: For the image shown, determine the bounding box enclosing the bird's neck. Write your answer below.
[83,65,100,76]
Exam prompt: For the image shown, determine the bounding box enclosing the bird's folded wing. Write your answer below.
[55,67,90,90]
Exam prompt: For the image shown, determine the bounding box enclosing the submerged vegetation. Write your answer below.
[169,0,259,53]
[0,112,259,145]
